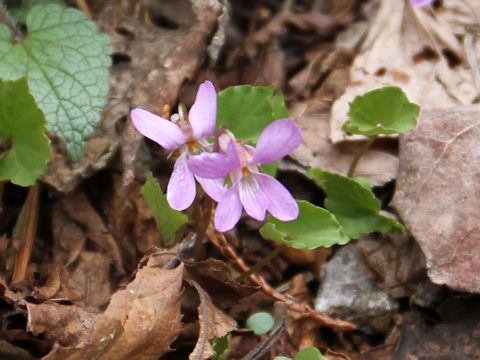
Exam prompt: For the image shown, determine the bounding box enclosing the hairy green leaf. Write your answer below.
[0,4,112,160]
[10,0,66,23]
[217,85,290,144]
[260,200,349,249]
[0,78,50,186]
[343,86,419,137]
[246,312,274,335]
[140,173,188,242]
[308,169,404,238]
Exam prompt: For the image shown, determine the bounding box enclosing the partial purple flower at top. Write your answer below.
[410,0,434,7]
[130,80,225,211]
[188,119,302,232]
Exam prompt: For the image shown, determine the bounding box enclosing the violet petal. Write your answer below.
[410,0,433,7]
[188,141,241,179]
[237,175,268,221]
[258,173,299,221]
[196,176,227,202]
[214,185,243,232]
[189,80,217,139]
[131,108,186,151]
[252,118,302,164]
[167,152,196,210]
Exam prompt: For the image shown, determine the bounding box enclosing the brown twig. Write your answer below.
[11,184,40,283]
[206,224,355,331]
[236,244,286,283]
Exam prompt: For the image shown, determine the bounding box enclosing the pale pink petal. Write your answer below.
[410,0,433,7]
[131,108,186,151]
[196,176,227,202]
[215,185,243,232]
[258,173,299,221]
[238,175,268,221]
[188,141,241,179]
[167,152,196,210]
[252,118,302,164]
[189,80,217,139]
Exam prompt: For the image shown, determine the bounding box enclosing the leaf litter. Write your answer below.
[2,0,480,359]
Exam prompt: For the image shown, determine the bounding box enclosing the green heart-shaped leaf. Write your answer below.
[260,200,350,249]
[343,86,419,137]
[308,169,404,238]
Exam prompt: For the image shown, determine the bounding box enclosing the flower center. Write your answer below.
[187,140,198,150]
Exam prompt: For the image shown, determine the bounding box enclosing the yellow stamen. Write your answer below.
[187,140,198,150]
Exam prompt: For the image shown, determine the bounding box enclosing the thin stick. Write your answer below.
[206,224,355,331]
[11,184,40,283]
[236,244,286,283]
[347,138,374,178]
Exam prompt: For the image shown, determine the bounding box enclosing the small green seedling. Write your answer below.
[274,346,323,360]
[246,312,275,335]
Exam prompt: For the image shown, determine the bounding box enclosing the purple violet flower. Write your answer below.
[130,80,225,211]
[188,119,302,232]
[410,0,434,7]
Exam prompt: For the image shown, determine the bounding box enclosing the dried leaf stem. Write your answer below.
[206,223,355,331]
[11,184,40,283]
[347,138,375,178]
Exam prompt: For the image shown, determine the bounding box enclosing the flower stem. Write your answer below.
[0,1,22,43]
[347,137,375,178]
[236,244,286,283]
[192,189,214,260]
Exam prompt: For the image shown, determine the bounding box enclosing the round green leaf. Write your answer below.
[308,169,404,239]
[274,357,292,360]
[217,85,290,144]
[342,86,419,137]
[0,4,112,161]
[246,312,274,335]
[0,78,50,186]
[260,200,350,249]
[295,347,323,360]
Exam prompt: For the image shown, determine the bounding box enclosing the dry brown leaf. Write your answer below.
[26,302,95,347]
[287,113,398,186]
[40,263,184,360]
[330,0,480,142]
[51,203,86,267]
[392,106,480,293]
[187,280,237,360]
[61,192,125,276]
[67,252,112,308]
[183,258,258,309]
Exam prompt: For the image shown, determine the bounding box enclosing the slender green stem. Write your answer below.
[347,137,375,178]
[236,244,286,283]
[0,1,22,43]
